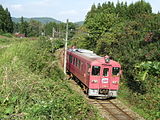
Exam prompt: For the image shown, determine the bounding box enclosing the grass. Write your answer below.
[0,37,102,120]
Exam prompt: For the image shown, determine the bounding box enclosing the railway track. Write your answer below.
[87,98,134,120]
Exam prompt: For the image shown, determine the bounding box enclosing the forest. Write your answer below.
[71,0,160,119]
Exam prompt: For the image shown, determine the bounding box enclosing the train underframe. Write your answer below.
[88,89,117,98]
[67,71,118,98]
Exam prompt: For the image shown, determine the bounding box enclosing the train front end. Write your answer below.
[88,56,121,98]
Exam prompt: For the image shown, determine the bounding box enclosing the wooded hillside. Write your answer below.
[71,1,160,119]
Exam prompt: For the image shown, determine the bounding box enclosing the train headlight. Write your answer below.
[105,58,110,63]
[92,80,98,83]
[112,81,118,84]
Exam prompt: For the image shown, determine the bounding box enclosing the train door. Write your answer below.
[110,67,120,89]
[90,65,101,89]
[85,63,91,86]
[100,66,111,89]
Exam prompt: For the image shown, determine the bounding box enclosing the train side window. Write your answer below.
[73,57,75,65]
[103,68,109,76]
[75,58,78,66]
[69,55,72,63]
[87,64,91,74]
[81,62,83,70]
[112,67,120,75]
[77,59,79,67]
[78,60,81,69]
[92,66,100,76]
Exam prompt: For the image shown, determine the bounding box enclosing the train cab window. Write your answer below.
[103,68,109,76]
[92,66,100,76]
[112,67,120,75]
[69,55,72,63]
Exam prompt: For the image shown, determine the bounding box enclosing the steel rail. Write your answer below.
[90,99,134,120]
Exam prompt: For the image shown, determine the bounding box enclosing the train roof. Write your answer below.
[67,48,121,67]
[68,49,101,59]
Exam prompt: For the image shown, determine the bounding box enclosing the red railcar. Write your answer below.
[66,48,121,98]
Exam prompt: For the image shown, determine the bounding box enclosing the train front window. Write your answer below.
[112,67,120,76]
[92,66,100,76]
[103,68,109,76]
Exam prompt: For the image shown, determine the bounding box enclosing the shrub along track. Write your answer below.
[55,48,145,120]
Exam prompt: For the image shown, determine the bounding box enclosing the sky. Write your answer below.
[1,0,160,22]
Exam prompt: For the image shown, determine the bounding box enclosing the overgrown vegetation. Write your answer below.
[71,0,160,120]
[0,37,102,120]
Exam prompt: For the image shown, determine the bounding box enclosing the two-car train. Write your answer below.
[66,48,121,98]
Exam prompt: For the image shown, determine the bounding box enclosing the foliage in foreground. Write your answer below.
[0,37,101,120]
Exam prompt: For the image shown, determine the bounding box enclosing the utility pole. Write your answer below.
[51,27,55,53]
[64,19,69,74]
[52,27,55,38]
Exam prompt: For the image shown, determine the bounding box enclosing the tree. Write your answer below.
[68,22,76,39]
[0,5,5,32]
[96,32,116,55]
[20,16,29,36]
[71,26,89,48]
[44,22,57,36]
[4,8,13,33]
[128,0,152,19]
[85,4,97,24]
[13,22,20,33]
[28,20,42,37]
[101,1,115,14]
[0,5,13,33]
[84,12,118,50]
[115,2,128,18]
